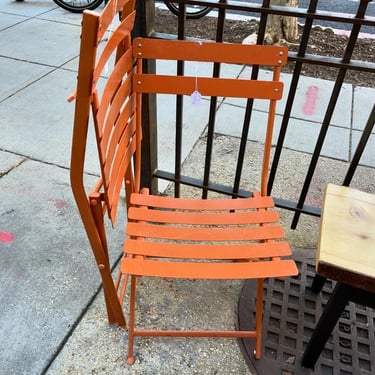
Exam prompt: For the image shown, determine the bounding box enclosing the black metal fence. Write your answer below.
[135,0,375,228]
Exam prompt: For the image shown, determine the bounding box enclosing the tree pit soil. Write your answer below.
[155,9,375,88]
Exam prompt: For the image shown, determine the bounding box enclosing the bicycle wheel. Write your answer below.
[164,2,212,19]
[53,0,104,13]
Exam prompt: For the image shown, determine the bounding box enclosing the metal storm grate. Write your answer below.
[238,249,375,375]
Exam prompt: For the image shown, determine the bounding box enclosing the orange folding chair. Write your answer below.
[70,0,298,365]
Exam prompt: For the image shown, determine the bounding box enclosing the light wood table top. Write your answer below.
[317,183,375,293]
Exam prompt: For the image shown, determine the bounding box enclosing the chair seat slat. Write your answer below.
[126,222,285,241]
[121,257,298,279]
[128,206,279,225]
[125,239,292,259]
[130,193,275,210]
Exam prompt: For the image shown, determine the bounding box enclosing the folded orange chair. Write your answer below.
[70,0,298,364]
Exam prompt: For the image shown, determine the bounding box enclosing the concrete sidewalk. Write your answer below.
[1,1,374,374]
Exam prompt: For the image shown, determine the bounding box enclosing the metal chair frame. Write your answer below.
[70,0,298,364]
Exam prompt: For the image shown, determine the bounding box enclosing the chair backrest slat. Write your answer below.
[133,74,284,99]
[95,49,134,137]
[96,0,135,41]
[94,13,135,82]
[133,38,288,66]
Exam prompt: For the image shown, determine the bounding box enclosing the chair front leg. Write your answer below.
[127,275,137,365]
[254,278,264,359]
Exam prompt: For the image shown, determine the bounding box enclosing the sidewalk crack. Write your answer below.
[0,157,27,179]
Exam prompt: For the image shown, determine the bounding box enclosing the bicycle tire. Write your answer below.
[53,0,104,13]
[164,2,212,20]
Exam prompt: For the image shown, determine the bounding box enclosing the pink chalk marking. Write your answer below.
[303,85,319,116]
[48,199,66,209]
[0,231,14,244]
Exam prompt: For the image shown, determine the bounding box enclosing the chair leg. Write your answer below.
[301,283,350,369]
[103,289,117,325]
[89,194,126,327]
[127,275,137,365]
[254,278,264,359]
[311,274,327,293]
[100,268,127,328]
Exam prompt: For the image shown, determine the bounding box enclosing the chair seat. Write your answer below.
[121,190,298,280]
[317,183,375,293]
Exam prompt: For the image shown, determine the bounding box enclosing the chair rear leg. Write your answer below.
[103,288,117,325]
[254,278,264,359]
[127,275,137,365]
[100,269,127,327]
[89,194,126,327]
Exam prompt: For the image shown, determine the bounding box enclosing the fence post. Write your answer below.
[134,0,158,193]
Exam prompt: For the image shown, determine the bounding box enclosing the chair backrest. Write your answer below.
[132,38,287,198]
[70,0,136,227]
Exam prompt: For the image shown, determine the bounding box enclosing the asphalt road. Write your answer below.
[156,0,374,34]
[299,0,375,34]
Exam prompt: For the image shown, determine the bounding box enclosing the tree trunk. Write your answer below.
[265,0,299,44]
